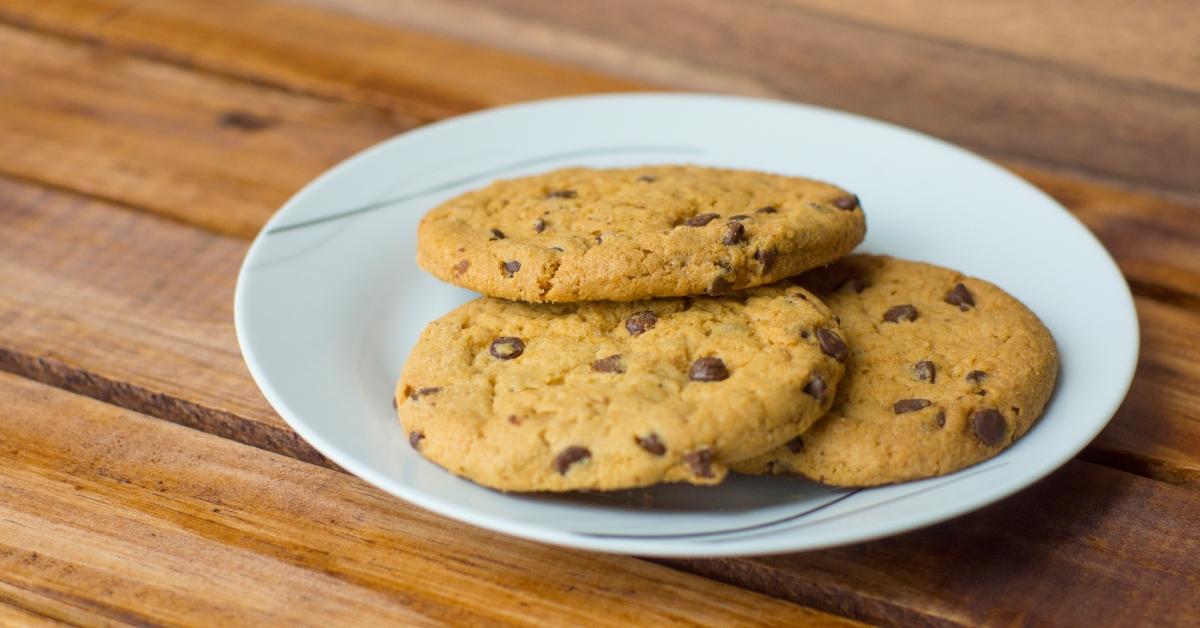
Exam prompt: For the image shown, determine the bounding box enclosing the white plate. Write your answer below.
[235,93,1137,557]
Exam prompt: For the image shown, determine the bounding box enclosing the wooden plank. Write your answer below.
[320,0,1200,199]
[0,600,67,628]
[0,22,407,237]
[0,0,645,117]
[0,373,849,626]
[4,176,1199,487]
[0,176,310,462]
[774,0,1200,94]
[668,460,1200,626]
[1087,297,1200,487]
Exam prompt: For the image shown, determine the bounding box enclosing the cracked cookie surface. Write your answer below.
[733,255,1059,487]
[396,283,845,492]
[416,165,867,302]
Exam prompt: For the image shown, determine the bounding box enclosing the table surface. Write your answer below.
[0,1,1197,625]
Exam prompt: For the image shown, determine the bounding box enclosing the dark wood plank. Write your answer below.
[4,176,1198,487]
[332,0,1200,199]
[670,460,1200,626]
[0,372,850,626]
[0,22,407,237]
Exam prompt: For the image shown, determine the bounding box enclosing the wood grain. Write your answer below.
[0,176,312,463]
[321,0,1200,199]
[4,175,1198,487]
[0,22,408,238]
[669,461,1200,626]
[0,601,65,628]
[0,0,645,117]
[0,372,850,626]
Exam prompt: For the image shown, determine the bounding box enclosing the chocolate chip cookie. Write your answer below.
[733,255,1058,486]
[396,283,845,492]
[416,165,867,302]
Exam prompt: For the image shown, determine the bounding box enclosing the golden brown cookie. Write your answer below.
[733,255,1058,487]
[396,283,846,492]
[416,165,866,302]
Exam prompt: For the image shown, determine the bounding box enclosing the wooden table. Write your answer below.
[1,1,1197,625]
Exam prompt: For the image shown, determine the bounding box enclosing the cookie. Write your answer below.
[416,165,866,302]
[733,255,1058,487]
[396,283,846,492]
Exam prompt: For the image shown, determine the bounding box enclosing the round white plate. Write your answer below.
[235,93,1137,557]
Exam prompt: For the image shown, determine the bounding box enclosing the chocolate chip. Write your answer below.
[722,221,745,245]
[410,386,442,400]
[753,248,777,273]
[489,228,505,240]
[945,283,975,310]
[635,433,666,456]
[815,328,848,361]
[893,398,932,414]
[966,370,987,384]
[503,260,521,277]
[970,409,1007,446]
[594,234,603,245]
[828,273,869,295]
[729,214,751,221]
[803,375,827,403]
[707,276,732,295]
[453,259,469,275]
[833,194,860,211]
[755,206,778,214]
[684,448,715,478]
[636,175,656,183]
[799,330,810,339]
[533,218,546,233]
[546,189,577,199]
[936,411,946,428]
[408,431,424,449]
[1012,406,1021,416]
[883,304,919,323]
[591,354,624,373]
[913,360,937,383]
[553,446,591,474]
[785,436,805,453]
[689,357,729,382]
[685,213,720,227]
[507,414,521,425]
[625,311,657,336]
[391,396,398,410]
[489,337,524,360]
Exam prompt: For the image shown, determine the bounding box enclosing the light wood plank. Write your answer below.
[319,0,1200,199]
[0,372,851,627]
[0,600,68,628]
[0,0,646,117]
[0,22,407,237]
[774,0,1200,94]
[666,461,1200,626]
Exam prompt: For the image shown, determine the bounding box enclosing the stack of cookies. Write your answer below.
[396,166,1058,492]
